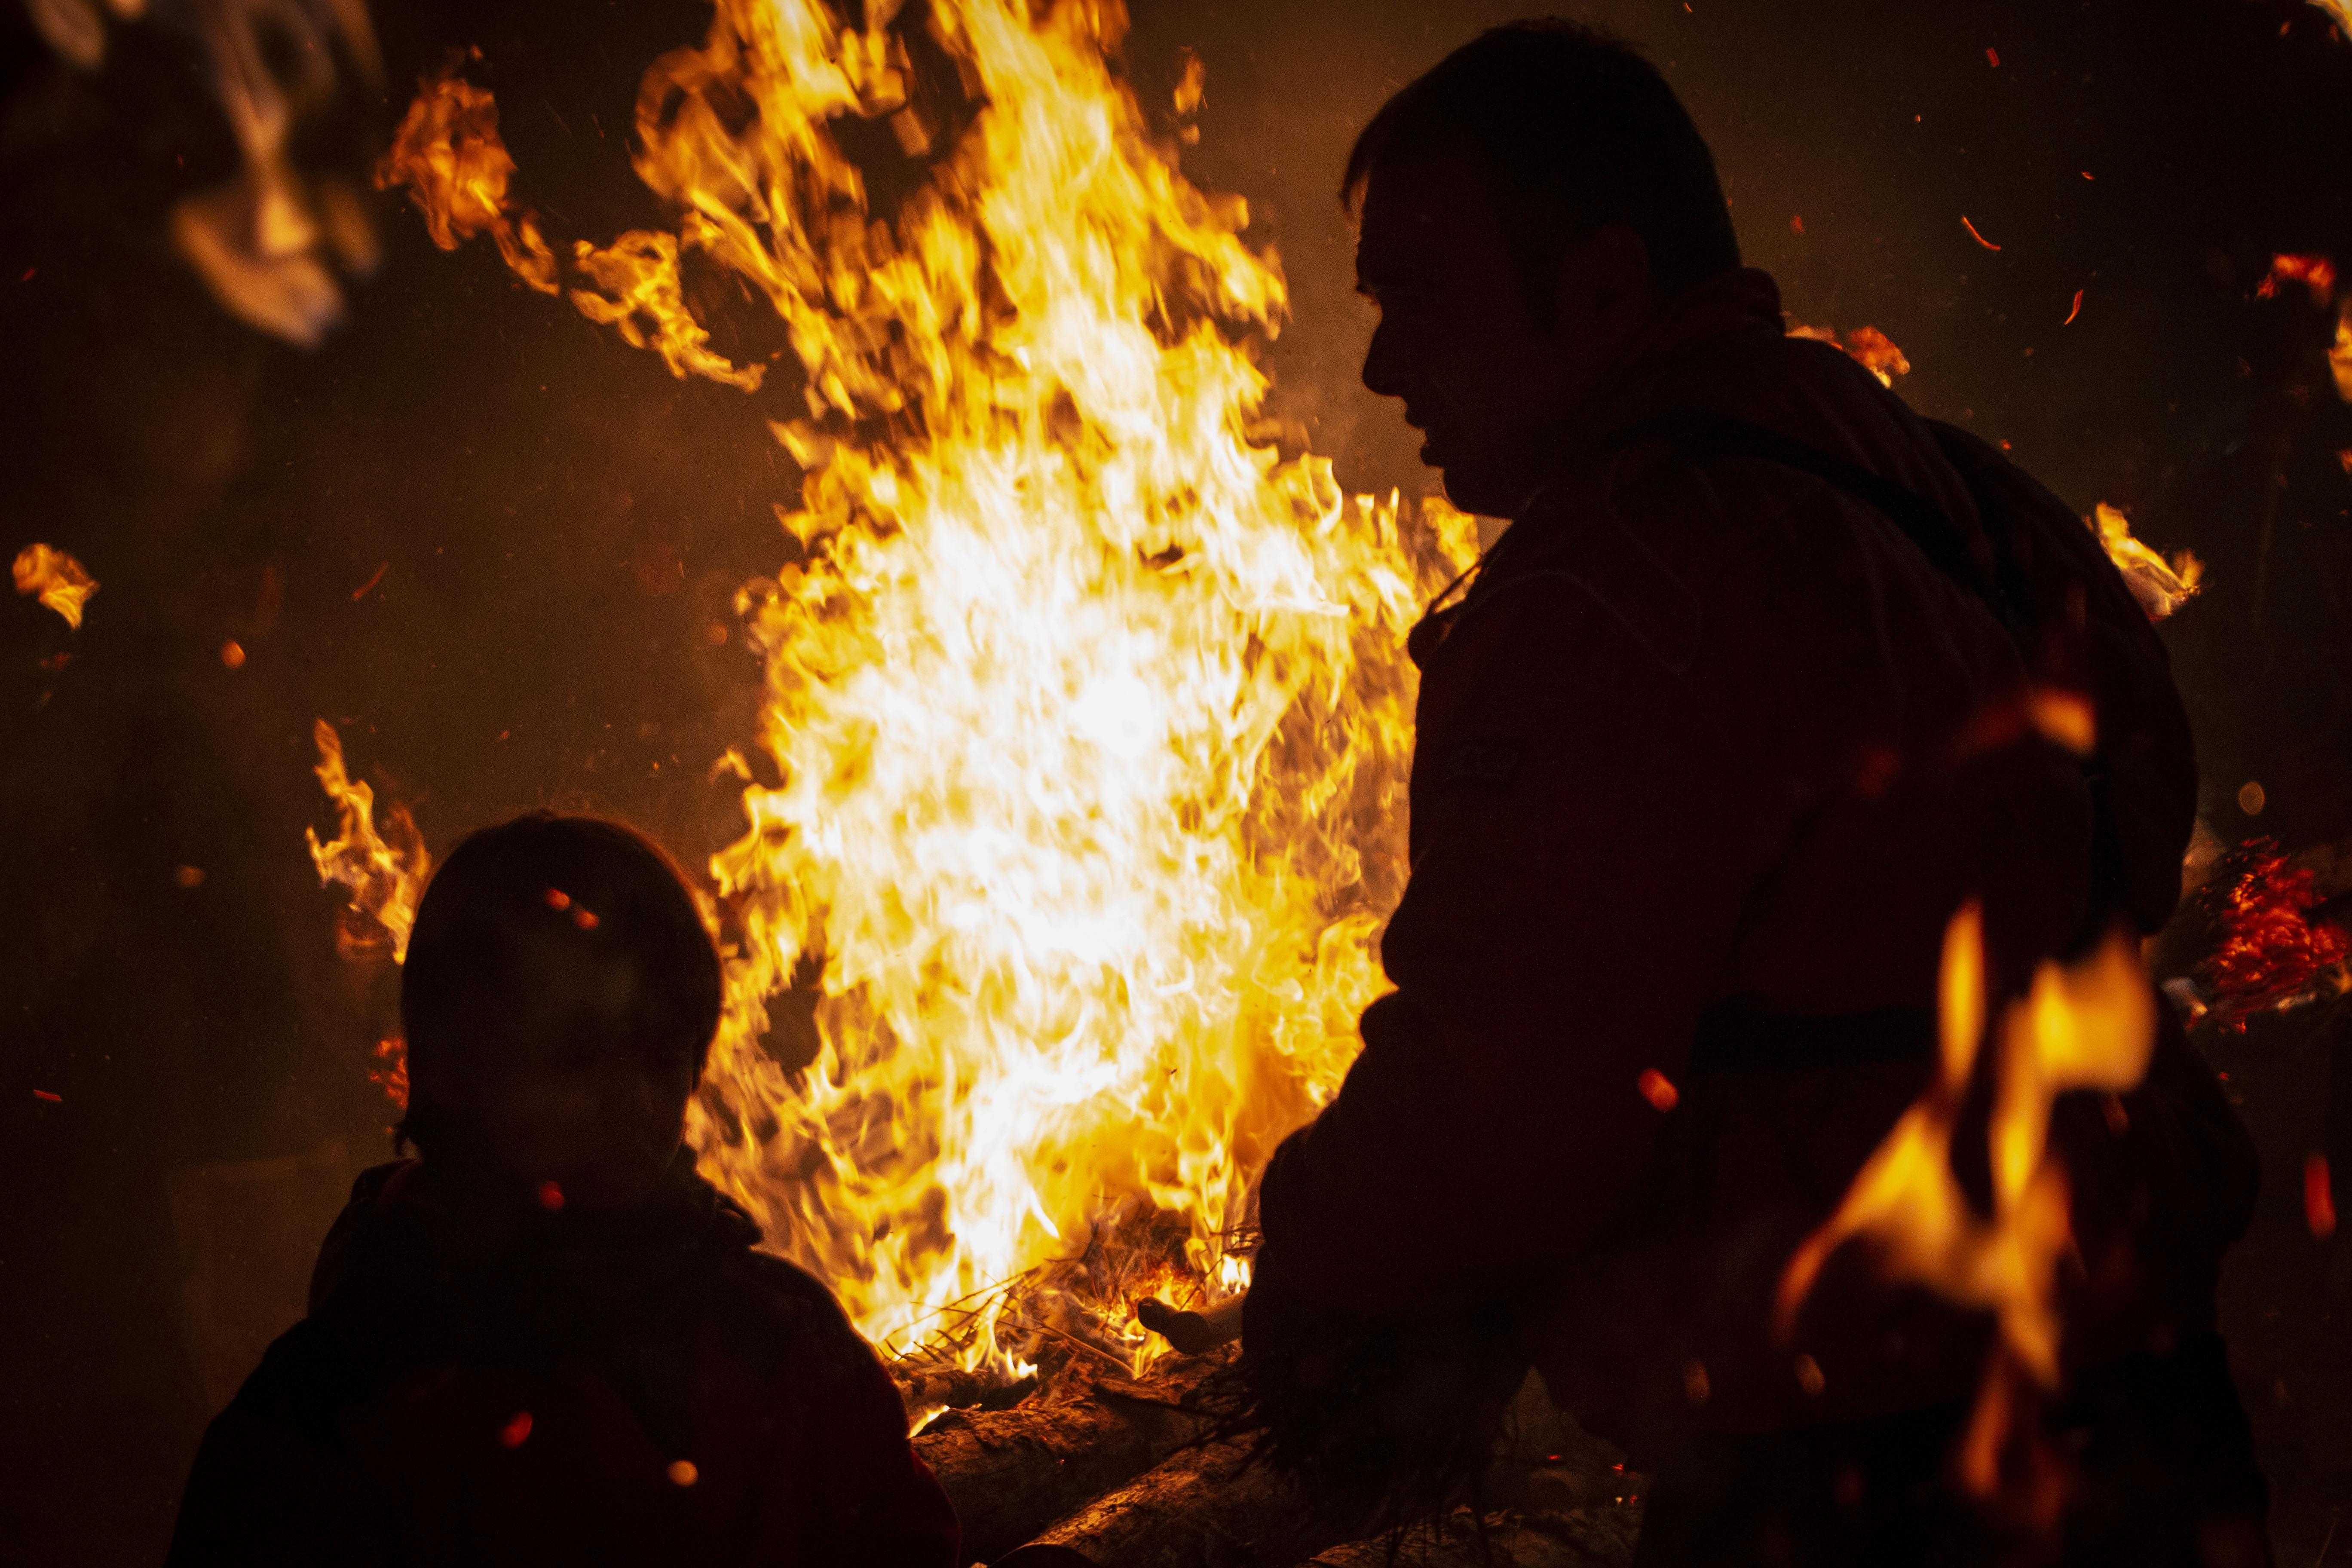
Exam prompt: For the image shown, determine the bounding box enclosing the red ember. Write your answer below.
[2306,1154,2337,1240]
[2256,253,2337,306]
[2196,839,2351,1025]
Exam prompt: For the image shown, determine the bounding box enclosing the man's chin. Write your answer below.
[1436,464,1512,521]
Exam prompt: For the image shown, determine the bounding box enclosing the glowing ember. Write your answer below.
[304,720,431,963]
[368,1036,409,1110]
[2256,251,2337,307]
[13,542,97,629]
[2088,503,2202,620]
[374,0,1472,1380]
[1788,322,1911,386]
[1779,903,2158,1501]
[2332,300,2352,401]
[2195,838,2352,1025]
[2025,687,2096,756]
[2305,1153,2337,1241]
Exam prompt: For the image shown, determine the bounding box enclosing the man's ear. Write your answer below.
[1554,223,1657,328]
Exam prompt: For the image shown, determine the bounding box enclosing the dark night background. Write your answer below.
[4,0,2351,1561]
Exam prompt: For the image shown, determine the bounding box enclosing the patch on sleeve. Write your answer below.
[1439,737,1524,790]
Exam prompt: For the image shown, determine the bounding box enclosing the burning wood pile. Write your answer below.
[311,3,1614,1557]
[364,0,1476,1397]
[901,1339,1642,1567]
[245,0,2343,1562]
[352,0,1472,1485]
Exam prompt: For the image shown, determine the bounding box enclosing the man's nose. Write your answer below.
[1361,315,1408,400]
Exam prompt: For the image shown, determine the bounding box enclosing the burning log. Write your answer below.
[910,1354,1227,1564]
[1004,1438,1341,1568]
[1305,1506,1641,1568]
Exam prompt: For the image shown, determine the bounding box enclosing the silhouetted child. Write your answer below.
[167,813,958,1567]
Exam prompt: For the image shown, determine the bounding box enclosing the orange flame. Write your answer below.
[1787,321,1911,386]
[380,0,1471,1379]
[13,543,97,629]
[368,1036,410,1110]
[569,226,764,390]
[2257,251,2337,307]
[2088,503,2202,620]
[1779,903,2157,1499]
[2331,298,2352,402]
[374,58,558,294]
[304,720,431,963]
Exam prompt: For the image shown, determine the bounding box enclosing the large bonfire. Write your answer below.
[362,0,1476,1389]
[332,0,2218,1464]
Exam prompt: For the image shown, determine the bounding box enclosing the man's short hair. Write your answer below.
[1344,18,1741,304]
[398,812,723,1143]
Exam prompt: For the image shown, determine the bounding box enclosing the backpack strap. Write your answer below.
[1636,409,2068,1073]
[1632,408,2034,646]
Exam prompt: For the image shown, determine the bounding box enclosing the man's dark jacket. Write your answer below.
[1256,267,2248,1458]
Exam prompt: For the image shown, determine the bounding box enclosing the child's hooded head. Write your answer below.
[398,813,723,1211]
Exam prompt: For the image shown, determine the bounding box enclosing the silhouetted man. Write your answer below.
[1246,21,2268,1565]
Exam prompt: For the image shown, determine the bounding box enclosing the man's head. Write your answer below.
[1347,20,1740,517]
[398,812,723,1211]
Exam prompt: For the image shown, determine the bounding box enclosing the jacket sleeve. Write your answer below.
[164,1329,392,1568]
[774,1293,963,1568]
[1258,559,1796,1319]
[815,1348,962,1568]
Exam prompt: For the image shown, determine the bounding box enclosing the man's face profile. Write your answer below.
[1355,143,1656,518]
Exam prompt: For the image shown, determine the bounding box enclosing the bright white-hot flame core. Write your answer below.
[372,0,1476,1378]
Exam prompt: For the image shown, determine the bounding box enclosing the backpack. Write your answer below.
[1648,408,2198,940]
[1646,409,2255,1330]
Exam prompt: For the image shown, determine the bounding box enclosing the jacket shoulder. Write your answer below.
[710,1247,894,1376]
